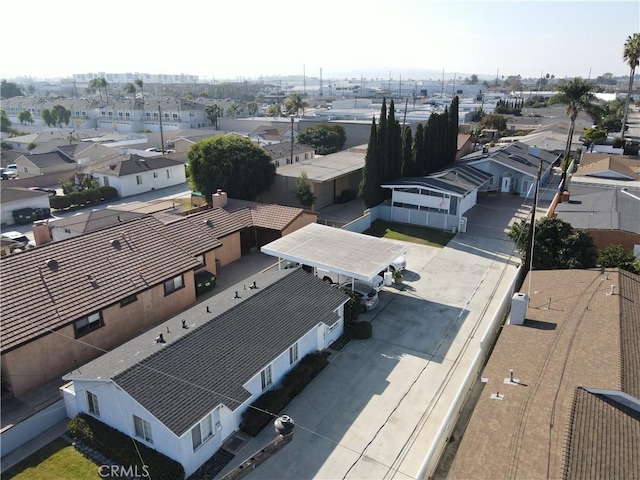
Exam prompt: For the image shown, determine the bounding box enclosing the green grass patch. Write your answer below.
[3,437,101,480]
[364,220,455,248]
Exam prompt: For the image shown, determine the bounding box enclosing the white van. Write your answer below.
[316,267,384,292]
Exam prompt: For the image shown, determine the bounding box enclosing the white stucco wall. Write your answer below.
[96,164,186,198]
[1,196,51,226]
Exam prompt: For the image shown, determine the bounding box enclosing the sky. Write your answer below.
[2,0,639,82]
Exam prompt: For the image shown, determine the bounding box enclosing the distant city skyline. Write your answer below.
[2,1,638,83]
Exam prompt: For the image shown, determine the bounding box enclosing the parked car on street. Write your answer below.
[1,168,18,180]
[337,281,380,312]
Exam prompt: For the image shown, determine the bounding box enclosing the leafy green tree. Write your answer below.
[89,77,108,101]
[621,33,640,137]
[413,123,426,175]
[584,127,607,145]
[295,171,316,208]
[479,113,507,131]
[18,110,33,125]
[247,101,259,116]
[296,123,346,154]
[359,118,383,208]
[186,134,276,201]
[27,142,37,151]
[41,108,54,127]
[597,244,640,274]
[1,80,23,98]
[1,109,12,133]
[508,216,597,269]
[123,83,136,95]
[400,125,414,176]
[205,104,223,129]
[284,93,309,116]
[226,103,241,118]
[549,77,598,180]
[266,104,282,117]
[51,104,71,127]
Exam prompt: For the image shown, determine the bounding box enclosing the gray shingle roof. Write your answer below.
[0,216,201,353]
[461,141,558,177]
[66,268,348,436]
[383,164,491,195]
[23,151,76,168]
[1,187,50,202]
[88,155,184,177]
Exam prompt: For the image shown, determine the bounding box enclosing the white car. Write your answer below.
[1,231,35,250]
[316,268,384,292]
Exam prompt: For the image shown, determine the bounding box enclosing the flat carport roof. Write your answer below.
[260,223,407,284]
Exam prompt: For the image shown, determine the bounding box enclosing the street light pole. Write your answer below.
[290,115,295,165]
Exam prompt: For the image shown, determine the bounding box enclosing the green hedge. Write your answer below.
[100,185,118,200]
[50,195,72,209]
[68,414,185,480]
[239,351,330,436]
[68,191,87,206]
[49,186,119,210]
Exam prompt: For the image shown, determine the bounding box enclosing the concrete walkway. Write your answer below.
[1,420,68,473]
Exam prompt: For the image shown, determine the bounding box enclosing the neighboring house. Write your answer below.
[61,268,349,478]
[41,209,149,242]
[552,184,640,254]
[262,145,367,209]
[263,143,316,167]
[381,164,492,232]
[448,268,640,480]
[459,141,558,197]
[83,154,187,197]
[0,187,51,226]
[455,133,474,160]
[1,97,99,134]
[13,151,77,178]
[0,215,220,397]
[499,122,586,155]
[573,153,640,182]
[213,191,318,254]
[505,115,543,132]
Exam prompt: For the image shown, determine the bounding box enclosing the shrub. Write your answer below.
[239,351,330,436]
[67,191,87,206]
[68,414,184,480]
[84,188,102,203]
[100,185,118,200]
[612,137,625,148]
[50,195,72,210]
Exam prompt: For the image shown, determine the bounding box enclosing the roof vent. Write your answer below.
[155,333,165,343]
[234,290,240,299]
[250,281,258,289]
[609,285,616,296]
[205,219,214,227]
[110,239,121,249]
[181,319,188,329]
[45,259,58,271]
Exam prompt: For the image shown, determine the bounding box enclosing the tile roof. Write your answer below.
[383,164,491,196]
[620,269,640,398]
[223,199,306,231]
[22,151,76,169]
[447,268,640,480]
[65,268,349,436]
[554,184,640,234]
[86,155,184,176]
[563,387,640,480]
[0,216,201,353]
[183,207,246,240]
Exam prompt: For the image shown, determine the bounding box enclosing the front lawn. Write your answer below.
[364,220,455,248]
[3,437,100,480]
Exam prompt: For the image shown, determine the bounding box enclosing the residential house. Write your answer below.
[499,122,587,155]
[459,141,558,197]
[0,187,51,226]
[455,133,474,160]
[573,153,640,182]
[1,97,99,132]
[0,215,221,397]
[61,268,349,478]
[381,164,492,232]
[13,151,77,178]
[213,191,318,254]
[447,268,640,480]
[82,154,187,198]
[263,143,316,167]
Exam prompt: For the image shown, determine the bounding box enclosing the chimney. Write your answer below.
[509,293,529,325]
[212,189,228,208]
[33,221,53,246]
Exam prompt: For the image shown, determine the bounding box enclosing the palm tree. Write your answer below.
[621,33,640,138]
[134,78,144,99]
[284,93,309,116]
[549,77,598,183]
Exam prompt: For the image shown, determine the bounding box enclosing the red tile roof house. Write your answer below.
[446,268,640,480]
[60,268,349,478]
[0,215,224,399]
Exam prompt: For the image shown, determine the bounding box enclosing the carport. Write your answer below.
[260,223,407,284]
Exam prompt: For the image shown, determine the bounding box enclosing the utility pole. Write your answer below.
[524,160,543,285]
[159,106,165,155]
[221,416,295,480]
[290,115,294,165]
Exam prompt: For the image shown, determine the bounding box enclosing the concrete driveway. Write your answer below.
[217,232,520,479]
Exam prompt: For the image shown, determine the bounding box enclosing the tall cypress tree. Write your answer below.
[386,99,398,182]
[413,123,425,176]
[359,118,383,208]
[449,96,459,163]
[378,99,389,185]
[401,125,413,177]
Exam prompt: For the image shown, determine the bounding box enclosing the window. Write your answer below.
[166,169,172,179]
[153,172,158,179]
[133,415,153,444]
[260,365,273,390]
[136,175,142,185]
[120,294,138,307]
[191,414,214,451]
[74,312,103,337]
[87,391,100,417]
[103,176,109,186]
[289,343,299,365]
[164,275,184,295]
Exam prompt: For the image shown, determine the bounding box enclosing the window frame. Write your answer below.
[74,312,104,337]
[164,275,184,295]
[133,415,153,444]
[87,390,100,417]
[289,343,299,365]
[260,365,273,391]
[191,414,214,451]
[136,175,143,185]
[120,294,138,307]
